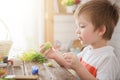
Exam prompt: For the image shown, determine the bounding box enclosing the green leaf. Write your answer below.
[20,50,47,63]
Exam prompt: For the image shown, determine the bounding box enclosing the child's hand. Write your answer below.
[39,42,52,53]
[39,42,57,59]
[63,52,81,70]
[39,42,71,68]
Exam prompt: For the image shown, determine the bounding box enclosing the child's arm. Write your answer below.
[63,53,98,80]
[40,44,69,68]
[50,50,70,68]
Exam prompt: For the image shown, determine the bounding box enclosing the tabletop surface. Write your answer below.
[6,59,78,80]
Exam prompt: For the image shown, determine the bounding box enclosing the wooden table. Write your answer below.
[6,59,78,80]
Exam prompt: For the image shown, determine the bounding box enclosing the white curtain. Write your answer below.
[0,0,44,58]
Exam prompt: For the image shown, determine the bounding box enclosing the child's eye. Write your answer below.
[79,26,85,28]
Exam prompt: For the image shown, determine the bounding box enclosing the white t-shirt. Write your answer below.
[77,45,119,80]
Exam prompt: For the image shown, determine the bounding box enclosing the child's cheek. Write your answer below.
[83,33,91,40]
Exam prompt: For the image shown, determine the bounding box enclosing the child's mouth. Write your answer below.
[78,37,82,41]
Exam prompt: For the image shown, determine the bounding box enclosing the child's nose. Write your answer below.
[75,27,81,35]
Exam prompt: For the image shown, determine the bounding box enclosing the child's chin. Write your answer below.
[80,41,84,44]
[80,41,88,46]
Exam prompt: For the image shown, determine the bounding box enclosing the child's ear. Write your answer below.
[98,25,106,36]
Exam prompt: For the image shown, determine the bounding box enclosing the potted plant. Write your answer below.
[61,0,81,13]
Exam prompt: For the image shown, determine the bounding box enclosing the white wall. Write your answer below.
[54,15,77,51]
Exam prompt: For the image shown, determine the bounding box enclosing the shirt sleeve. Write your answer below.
[96,55,119,80]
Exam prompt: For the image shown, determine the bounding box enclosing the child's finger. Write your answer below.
[39,45,46,53]
[44,48,52,57]
[65,58,71,63]
[39,44,44,48]
[63,53,72,59]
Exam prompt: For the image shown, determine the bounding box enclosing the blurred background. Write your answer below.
[0,0,44,58]
[0,0,120,61]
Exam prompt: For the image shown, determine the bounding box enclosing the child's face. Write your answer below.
[75,14,102,46]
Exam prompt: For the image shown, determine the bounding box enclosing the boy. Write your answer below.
[40,0,119,80]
